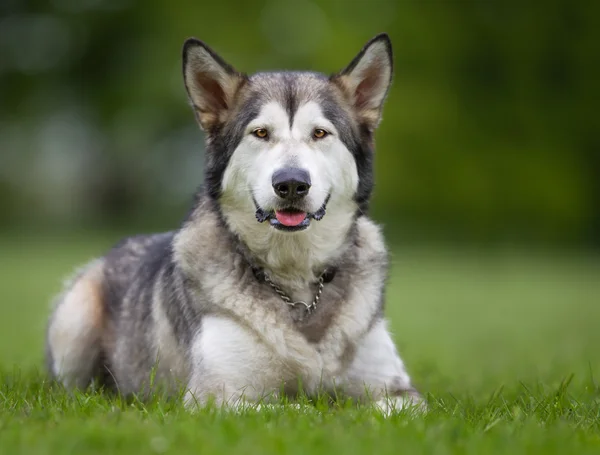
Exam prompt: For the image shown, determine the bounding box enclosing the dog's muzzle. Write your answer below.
[254,195,330,232]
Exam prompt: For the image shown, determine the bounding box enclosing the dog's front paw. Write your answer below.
[374,390,427,417]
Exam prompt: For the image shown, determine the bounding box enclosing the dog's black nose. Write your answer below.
[272,168,311,200]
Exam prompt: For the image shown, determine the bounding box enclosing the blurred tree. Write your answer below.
[0,0,597,246]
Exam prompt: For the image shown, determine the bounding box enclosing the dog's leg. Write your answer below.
[184,315,293,411]
[340,319,426,415]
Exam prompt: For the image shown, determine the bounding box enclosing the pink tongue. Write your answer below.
[275,211,307,227]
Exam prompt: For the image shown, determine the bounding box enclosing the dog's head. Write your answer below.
[182,34,392,268]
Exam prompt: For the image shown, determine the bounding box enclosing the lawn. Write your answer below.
[1,231,599,454]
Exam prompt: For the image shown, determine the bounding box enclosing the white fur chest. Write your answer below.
[178,215,388,404]
[192,274,385,400]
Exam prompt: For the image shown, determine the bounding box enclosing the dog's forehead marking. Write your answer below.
[249,101,289,132]
[249,100,335,140]
[247,72,332,124]
[293,101,335,132]
[228,71,358,159]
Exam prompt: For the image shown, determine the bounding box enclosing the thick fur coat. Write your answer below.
[46,33,425,413]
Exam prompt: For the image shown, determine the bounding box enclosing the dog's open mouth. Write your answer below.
[273,209,310,230]
[254,195,330,232]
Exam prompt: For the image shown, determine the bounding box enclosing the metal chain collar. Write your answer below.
[263,272,325,315]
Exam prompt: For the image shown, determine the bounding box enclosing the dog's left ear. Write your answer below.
[331,33,393,130]
[183,38,246,131]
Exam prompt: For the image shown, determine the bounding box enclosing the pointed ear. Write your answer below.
[331,33,393,130]
[182,38,246,131]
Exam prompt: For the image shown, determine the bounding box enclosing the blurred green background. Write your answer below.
[0,1,599,418]
[1,0,598,246]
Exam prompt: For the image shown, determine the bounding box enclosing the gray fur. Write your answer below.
[45,34,425,412]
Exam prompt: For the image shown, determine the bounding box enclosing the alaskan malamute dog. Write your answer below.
[46,33,425,413]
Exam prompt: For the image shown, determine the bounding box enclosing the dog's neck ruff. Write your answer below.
[258,268,335,320]
[264,273,324,318]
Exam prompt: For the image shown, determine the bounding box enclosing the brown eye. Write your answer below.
[313,128,328,139]
[253,128,269,139]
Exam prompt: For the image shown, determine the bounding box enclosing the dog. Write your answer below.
[45,33,425,413]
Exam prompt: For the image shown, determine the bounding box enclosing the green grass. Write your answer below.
[1,231,600,454]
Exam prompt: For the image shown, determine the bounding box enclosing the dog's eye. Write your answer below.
[313,128,329,139]
[252,128,269,139]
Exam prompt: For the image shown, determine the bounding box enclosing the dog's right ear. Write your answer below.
[182,38,246,131]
